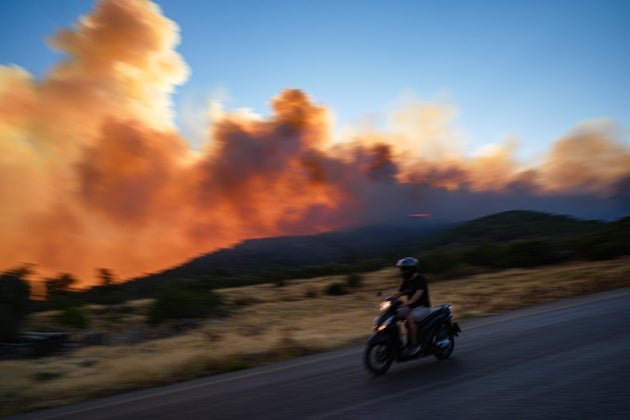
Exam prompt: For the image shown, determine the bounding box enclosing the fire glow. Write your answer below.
[0,0,628,287]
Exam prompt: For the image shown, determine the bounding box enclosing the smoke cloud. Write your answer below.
[1,0,629,286]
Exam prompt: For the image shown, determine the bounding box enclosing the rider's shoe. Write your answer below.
[403,344,421,357]
[435,338,450,348]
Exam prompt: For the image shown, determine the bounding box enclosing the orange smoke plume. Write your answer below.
[1,0,629,287]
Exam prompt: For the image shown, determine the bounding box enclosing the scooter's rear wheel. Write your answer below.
[364,342,393,376]
[433,323,455,360]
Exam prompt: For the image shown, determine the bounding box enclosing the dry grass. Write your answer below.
[2,257,630,416]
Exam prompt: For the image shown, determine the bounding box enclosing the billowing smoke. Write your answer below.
[1,0,629,286]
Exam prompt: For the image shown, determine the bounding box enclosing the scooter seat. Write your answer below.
[415,305,449,325]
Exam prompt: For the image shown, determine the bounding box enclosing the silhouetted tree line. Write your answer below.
[0,266,125,341]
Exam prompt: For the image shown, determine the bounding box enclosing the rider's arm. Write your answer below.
[402,289,424,307]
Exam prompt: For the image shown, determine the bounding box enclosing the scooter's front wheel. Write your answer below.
[364,342,393,376]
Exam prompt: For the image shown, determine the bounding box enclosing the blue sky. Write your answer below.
[1,0,629,160]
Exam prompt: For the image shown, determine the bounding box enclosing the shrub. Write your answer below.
[304,287,319,298]
[32,371,64,382]
[325,282,348,296]
[345,274,363,288]
[465,243,508,268]
[504,240,560,267]
[148,283,223,325]
[421,251,465,274]
[54,306,89,328]
[81,359,99,368]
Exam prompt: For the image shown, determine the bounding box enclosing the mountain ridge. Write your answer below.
[123,210,608,285]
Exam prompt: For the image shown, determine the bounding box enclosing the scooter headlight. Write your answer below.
[379,300,392,312]
[373,315,394,332]
[377,315,394,331]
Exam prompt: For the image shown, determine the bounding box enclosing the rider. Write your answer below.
[390,257,431,357]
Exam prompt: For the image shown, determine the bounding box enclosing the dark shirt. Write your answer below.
[399,273,431,308]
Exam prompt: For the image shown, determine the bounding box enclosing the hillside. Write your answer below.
[423,210,607,250]
[162,210,610,280]
[166,218,448,277]
[106,210,624,298]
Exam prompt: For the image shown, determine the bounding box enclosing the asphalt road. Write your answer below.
[12,287,630,420]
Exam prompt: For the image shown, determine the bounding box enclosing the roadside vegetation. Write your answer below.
[1,257,630,416]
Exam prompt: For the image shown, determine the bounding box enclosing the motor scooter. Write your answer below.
[364,297,461,375]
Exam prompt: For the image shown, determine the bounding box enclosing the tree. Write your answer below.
[98,268,115,288]
[45,273,76,300]
[0,270,32,342]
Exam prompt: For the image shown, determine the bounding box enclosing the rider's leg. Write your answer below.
[406,312,419,346]
[407,307,431,351]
